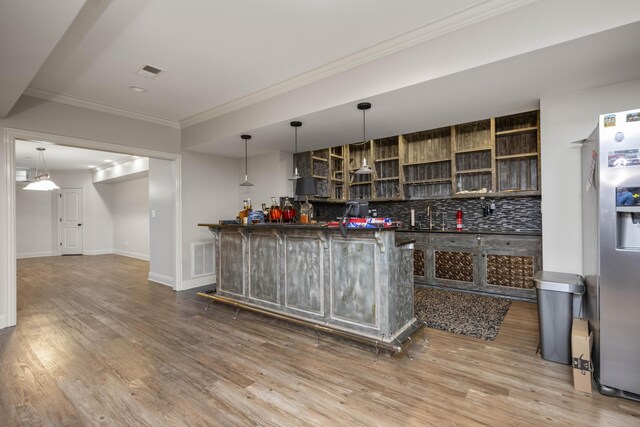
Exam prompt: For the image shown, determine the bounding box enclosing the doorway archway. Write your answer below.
[2,127,183,328]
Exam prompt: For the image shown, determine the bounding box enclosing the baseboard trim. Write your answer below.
[16,251,54,259]
[114,249,150,261]
[180,274,216,291]
[83,248,114,256]
[148,272,175,288]
[0,314,7,329]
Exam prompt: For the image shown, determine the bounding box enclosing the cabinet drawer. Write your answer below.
[480,235,540,251]
[429,233,480,248]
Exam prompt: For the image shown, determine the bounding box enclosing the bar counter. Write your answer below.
[198,223,422,352]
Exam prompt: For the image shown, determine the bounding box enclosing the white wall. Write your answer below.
[15,170,114,258]
[540,78,640,275]
[148,158,176,287]
[180,151,239,289]
[112,177,149,260]
[15,183,52,258]
[49,170,114,255]
[238,151,294,208]
[7,96,181,152]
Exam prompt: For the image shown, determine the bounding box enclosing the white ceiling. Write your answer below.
[15,140,133,171]
[27,0,487,123]
[2,1,640,159]
[202,20,640,156]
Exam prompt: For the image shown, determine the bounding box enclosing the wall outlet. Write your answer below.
[151,210,156,218]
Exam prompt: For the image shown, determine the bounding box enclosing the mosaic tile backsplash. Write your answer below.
[313,196,541,232]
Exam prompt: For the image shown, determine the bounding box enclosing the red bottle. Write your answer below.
[456,208,463,231]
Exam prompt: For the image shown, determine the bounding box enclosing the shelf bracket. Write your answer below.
[207,228,220,243]
[374,231,386,253]
[316,232,329,249]
[237,228,249,243]
[271,230,283,245]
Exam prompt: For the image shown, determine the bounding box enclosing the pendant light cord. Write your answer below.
[362,108,366,143]
[245,139,248,176]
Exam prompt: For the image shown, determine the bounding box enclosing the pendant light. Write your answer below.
[355,102,374,175]
[289,121,302,181]
[240,134,254,187]
[23,147,60,191]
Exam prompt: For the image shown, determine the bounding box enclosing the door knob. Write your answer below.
[78,224,82,226]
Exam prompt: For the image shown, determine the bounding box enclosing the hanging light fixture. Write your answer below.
[24,147,60,191]
[355,102,374,175]
[289,121,302,181]
[239,134,254,186]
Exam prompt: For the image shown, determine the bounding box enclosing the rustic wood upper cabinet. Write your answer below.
[403,127,452,199]
[346,141,373,200]
[452,119,494,194]
[373,136,402,200]
[329,146,345,200]
[494,111,540,193]
[294,110,540,201]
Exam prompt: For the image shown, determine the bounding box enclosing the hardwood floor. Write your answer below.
[1,255,639,426]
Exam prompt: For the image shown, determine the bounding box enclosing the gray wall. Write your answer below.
[149,158,176,286]
[540,78,640,274]
[112,177,149,260]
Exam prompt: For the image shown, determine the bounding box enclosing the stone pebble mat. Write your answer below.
[414,287,511,341]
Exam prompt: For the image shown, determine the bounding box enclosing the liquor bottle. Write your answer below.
[239,200,249,225]
[269,196,282,222]
[456,208,463,231]
[262,203,269,219]
[282,197,296,223]
[247,197,252,212]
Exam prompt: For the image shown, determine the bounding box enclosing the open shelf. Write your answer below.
[456,168,492,174]
[403,159,450,166]
[495,153,538,160]
[494,126,537,136]
[405,178,452,185]
[374,157,399,162]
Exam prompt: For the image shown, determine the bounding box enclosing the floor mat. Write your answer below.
[414,287,511,340]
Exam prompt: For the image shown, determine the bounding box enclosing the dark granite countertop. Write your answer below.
[198,223,398,232]
[397,228,541,236]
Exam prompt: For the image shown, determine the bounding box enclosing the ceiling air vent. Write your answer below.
[135,64,165,79]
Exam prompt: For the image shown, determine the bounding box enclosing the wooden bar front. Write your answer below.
[198,224,421,351]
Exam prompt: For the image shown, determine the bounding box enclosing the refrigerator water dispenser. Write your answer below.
[616,186,640,250]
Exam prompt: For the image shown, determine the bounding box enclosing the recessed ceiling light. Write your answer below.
[128,85,146,93]
[104,159,114,163]
[88,165,95,168]
[23,156,33,160]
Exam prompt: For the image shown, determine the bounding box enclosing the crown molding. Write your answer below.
[23,87,181,129]
[180,0,537,128]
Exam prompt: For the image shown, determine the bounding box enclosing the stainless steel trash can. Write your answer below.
[533,271,585,365]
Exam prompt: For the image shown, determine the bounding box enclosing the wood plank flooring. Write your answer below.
[1,254,639,426]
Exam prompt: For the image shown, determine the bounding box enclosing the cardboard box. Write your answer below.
[571,318,594,393]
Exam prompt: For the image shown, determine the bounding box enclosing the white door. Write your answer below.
[58,188,83,255]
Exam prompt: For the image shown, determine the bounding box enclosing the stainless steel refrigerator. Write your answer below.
[582,108,640,400]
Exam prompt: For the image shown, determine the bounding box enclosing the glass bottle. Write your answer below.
[300,197,313,224]
[238,200,249,225]
[282,197,296,223]
[269,196,282,222]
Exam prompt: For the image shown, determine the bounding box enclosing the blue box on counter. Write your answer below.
[346,218,393,228]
